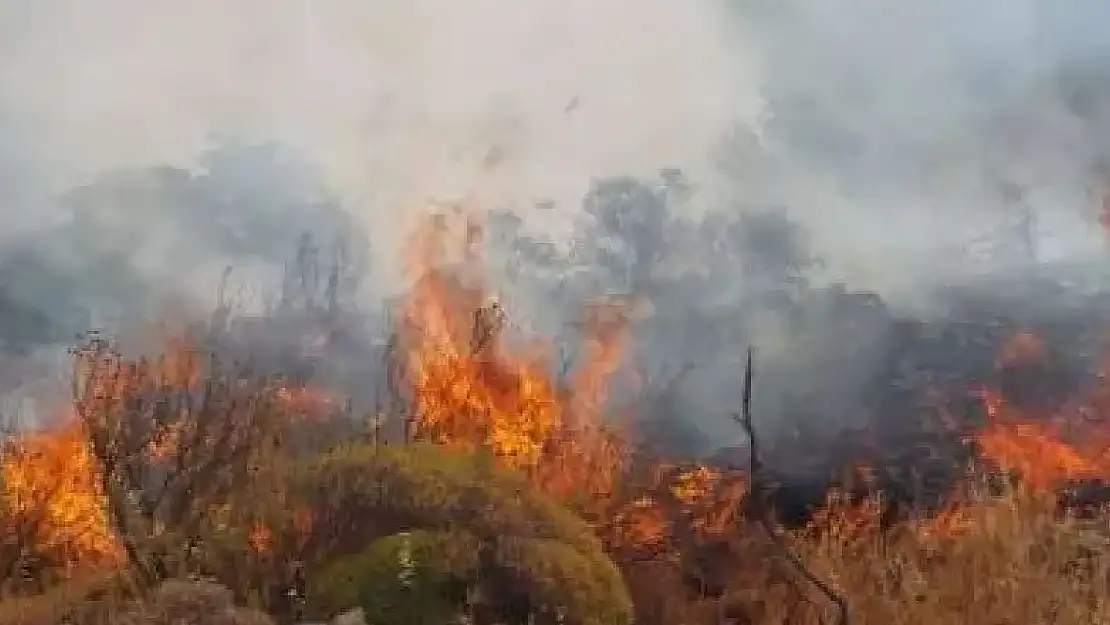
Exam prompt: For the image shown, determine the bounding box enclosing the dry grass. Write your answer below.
[0,578,274,625]
[113,580,275,625]
[5,484,1110,624]
[761,486,1110,625]
[0,571,124,625]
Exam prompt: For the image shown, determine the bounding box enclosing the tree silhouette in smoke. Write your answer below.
[0,141,366,353]
[579,176,673,292]
[732,206,819,305]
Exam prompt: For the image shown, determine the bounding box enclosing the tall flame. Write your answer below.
[394,211,562,468]
[393,210,631,497]
[0,423,120,569]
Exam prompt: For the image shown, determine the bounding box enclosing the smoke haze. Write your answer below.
[4,0,1110,467]
[0,0,761,284]
[6,1,1110,291]
[722,0,1110,296]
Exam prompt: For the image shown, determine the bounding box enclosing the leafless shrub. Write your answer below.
[68,333,293,591]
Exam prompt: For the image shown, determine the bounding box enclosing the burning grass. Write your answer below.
[4,214,1110,624]
[775,484,1110,624]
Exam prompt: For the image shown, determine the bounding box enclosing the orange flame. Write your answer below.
[274,384,343,420]
[0,424,121,569]
[917,504,974,540]
[972,329,1110,492]
[247,523,272,554]
[393,210,632,497]
[977,399,1098,490]
[394,211,562,468]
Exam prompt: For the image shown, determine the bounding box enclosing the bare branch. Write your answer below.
[734,348,850,625]
[69,334,287,592]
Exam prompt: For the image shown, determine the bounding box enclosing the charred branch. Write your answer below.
[734,348,850,625]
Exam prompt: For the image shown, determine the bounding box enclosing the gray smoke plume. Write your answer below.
[3,0,1110,482]
[721,0,1110,295]
[0,0,759,419]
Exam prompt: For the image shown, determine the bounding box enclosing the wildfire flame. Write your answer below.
[12,211,1110,585]
[974,388,1106,490]
[393,211,563,468]
[392,209,633,498]
[972,330,1110,492]
[0,424,121,569]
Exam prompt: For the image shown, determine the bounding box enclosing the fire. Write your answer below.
[155,333,204,388]
[610,495,669,551]
[607,463,747,554]
[918,504,973,540]
[975,388,1103,490]
[807,489,884,548]
[394,211,562,468]
[393,210,633,496]
[670,465,722,506]
[274,384,343,420]
[971,328,1110,492]
[20,209,1110,597]
[0,423,120,569]
[567,295,647,426]
[248,523,273,554]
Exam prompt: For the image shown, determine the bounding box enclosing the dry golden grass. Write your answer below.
[755,485,1110,625]
[0,577,273,625]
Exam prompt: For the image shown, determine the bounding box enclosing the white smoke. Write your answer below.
[0,0,765,289]
[721,0,1110,298]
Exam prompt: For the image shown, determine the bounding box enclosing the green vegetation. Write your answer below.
[295,443,633,625]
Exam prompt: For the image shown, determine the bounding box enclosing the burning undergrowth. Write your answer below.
[4,204,1110,623]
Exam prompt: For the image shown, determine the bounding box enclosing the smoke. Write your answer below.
[0,0,765,423]
[0,0,762,286]
[655,0,1110,464]
[5,0,1110,476]
[717,0,1110,297]
[10,1,1110,306]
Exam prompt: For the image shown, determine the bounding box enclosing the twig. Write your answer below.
[734,348,849,625]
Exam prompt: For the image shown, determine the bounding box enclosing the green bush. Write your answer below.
[295,443,633,625]
[310,529,477,625]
